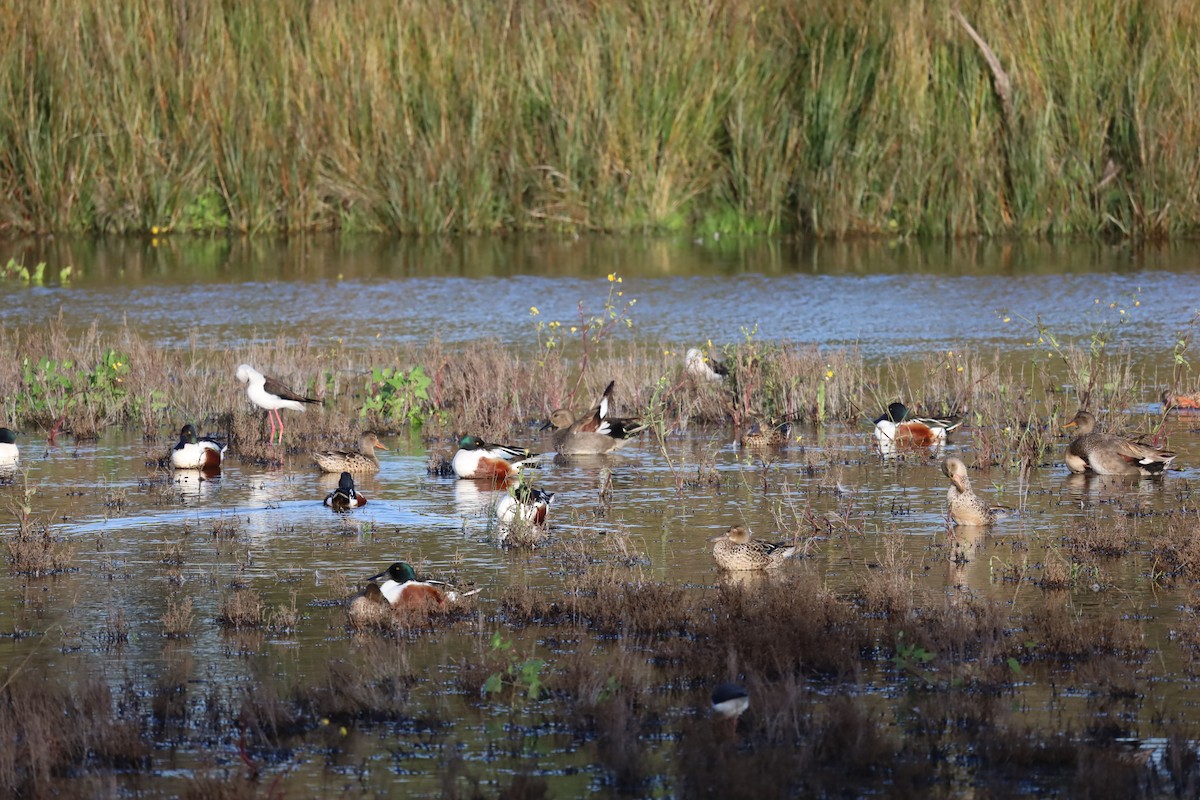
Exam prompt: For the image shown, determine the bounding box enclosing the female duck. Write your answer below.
[710,525,796,571]
[1063,411,1175,476]
[314,432,387,473]
[942,457,1010,526]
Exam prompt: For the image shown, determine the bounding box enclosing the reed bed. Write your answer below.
[2,0,1200,237]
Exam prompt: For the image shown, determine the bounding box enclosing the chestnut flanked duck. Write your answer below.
[324,472,366,509]
[942,457,1011,526]
[0,428,18,466]
[1063,411,1176,476]
[314,433,388,473]
[347,561,479,626]
[873,402,961,450]
[710,525,796,571]
[543,380,646,455]
[236,364,320,444]
[169,424,226,470]
[496,481,555,526]
[452,435,539,480]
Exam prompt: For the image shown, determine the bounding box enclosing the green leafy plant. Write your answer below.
[892,631,935,686]
[361,365,432,427]
[481,632,546,703]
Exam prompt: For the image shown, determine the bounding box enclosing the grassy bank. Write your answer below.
[2,1,1199,237]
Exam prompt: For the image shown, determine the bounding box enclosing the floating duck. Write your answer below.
[324,472,366,509]
[685,348,729,382]
[314,432,388,473]
[873,402,961,450]
[452,435,538,480]
[236,364,320,444]
[941,457,1011,526]
[711,682,750,733]
[0,428,18,466]
[347,561,478,624]
[710,525,796,571]
[1162,389,1200,411]
[739,420,790,448]
[1063,411,1176,476]
[542,380,646,455]
[169,424,225,470]
[496,481,555,526]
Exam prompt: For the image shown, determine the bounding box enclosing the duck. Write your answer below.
[542,380,646,455]
[739,420,790,448]
[0,428,19,466]
[1063,411,1176,476]
[347,562,480,627]
[169,424,225,470]
[1162,388,1200,411]
[452,435,538,480]
[496,481,555,526]
[941,457,1011,526]
[686,347,729,382]
[873,402,961,450]
[324,472,367,509]
[710,525,796,571]
[711,682,750,733]
[314,432,388,473]
[236,364,320,444]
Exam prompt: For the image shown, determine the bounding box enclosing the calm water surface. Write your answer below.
[3,236,1200,793]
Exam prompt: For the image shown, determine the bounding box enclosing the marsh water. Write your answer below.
[4,235,1200,795]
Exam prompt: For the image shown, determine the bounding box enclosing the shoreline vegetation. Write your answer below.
[3,1,1199,238]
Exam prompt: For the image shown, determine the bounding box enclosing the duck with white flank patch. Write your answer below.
[169,424,226,470]
[324,472,366,509]
[542,380,646,455]
[1063,411,1176,476]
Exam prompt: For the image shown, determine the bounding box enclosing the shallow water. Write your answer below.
[3,235,1200,793]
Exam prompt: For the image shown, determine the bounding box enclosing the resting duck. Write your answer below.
[324,472,367,509]
[1063,411,1175,476]
[686,348,729,382]
[451,435,538,480]
[739,420,790,448]
[542,380,646,455]
[347,561,479,627]
[496,481,555,526]
[169,424,226,470]
[314,433,388,473]
[942,457,1011,526]
[710,525,796,571]
[1162,389,1200,411]
[0,428,19,466]
[873,402,961,450]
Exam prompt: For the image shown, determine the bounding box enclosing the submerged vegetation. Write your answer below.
[3,0,1200,237]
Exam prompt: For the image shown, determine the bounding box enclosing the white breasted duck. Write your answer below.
[686,347,729,382]
[496,481,555,526]
[542,380,646,455]
[236,364,320,444]
[873,402,961,450]
[0,428,19,466]
[324,471,366,509]
[451,435,538,480]
[169,424,226,470]
[314,433,388,473]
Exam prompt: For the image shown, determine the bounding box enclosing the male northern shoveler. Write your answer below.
[452,435,537,480]
[686,348,729,383]
[314,432,388,473]
[347,561,479,627]
[1162,388,1200,411]
[873,402,961,450]
[0,428,19,466]
[739,420,791,448]
[324,471,367,509]
[710,525,796,571]
[711,682,750,734]
[542,380,646,455]
[236,364,320,444]
[495,481,555,526]
[1063,411,1176,476]
[169,424,226,470]
[942,457,1011,526]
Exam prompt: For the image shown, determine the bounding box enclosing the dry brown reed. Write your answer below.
[217,589,264,629]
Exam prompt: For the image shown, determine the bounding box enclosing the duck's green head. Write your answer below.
[458,435,482,450]
[370,561,417,583]
[180,424,198,443]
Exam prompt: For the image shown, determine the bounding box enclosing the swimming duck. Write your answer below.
[1063,411,1176,476]
[542,380,646,455]
[711,682,750,734]
[873,402,961,450]
[169,424,225,470]
[710,525,796,571]
[452,435,538,480]
[324,472,367,509]
[496,481,555,526]
[236,364,320,444]
[0,428,19,466]
[739,420,791,448]
[314,432,388,473]
[686,348,729,382]
[942,457,1011,526]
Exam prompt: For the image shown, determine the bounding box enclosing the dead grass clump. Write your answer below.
[267,593,300,633]
[1062,515,1136,558]
[218,589,264,629]
[565,570,693,637]
[294,649,418,724]
[161,596,194,638]
[4,508,75,576]
[1021,599,1146,663]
